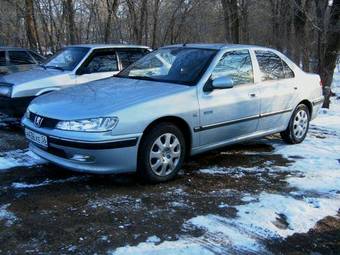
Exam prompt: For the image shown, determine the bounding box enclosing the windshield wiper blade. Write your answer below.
[127,76,158,81]
[45,65,65,71]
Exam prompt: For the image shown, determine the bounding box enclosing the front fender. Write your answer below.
[35,87,60,96]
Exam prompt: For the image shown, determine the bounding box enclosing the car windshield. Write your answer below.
[44,47,89,71]
[117,47,217,85]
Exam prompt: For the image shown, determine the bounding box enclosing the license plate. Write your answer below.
[25,129,48,148]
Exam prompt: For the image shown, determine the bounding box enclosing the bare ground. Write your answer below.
[0,125,339,255]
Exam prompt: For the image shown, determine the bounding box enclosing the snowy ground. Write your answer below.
[0,72,339,254]
[111,72,340,254]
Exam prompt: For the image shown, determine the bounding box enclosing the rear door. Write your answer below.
[76,49,119,84]
[197,49,261,146]
[254,50,298,131]
[8,50,36,73]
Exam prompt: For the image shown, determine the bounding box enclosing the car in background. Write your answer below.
[0,47,45,75]
[22,44,324,183]
[0,44,151,116]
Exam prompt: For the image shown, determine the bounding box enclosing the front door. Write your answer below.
[76,49,119,84]
[197,50,261,146]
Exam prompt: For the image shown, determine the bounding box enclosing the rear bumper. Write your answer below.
[311,96,324,120]
[0,96,34,117]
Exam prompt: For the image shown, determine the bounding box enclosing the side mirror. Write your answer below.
[204,76,234,92]
[212,76,234,89]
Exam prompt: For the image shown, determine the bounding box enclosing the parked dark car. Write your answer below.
[0,47,45,75]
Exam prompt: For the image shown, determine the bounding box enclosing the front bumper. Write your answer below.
[0,96,34,117]
[22,118,142,174]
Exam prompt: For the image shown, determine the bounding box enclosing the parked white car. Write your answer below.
[0,44,151,116]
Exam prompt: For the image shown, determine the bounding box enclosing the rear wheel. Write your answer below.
[138,123,186,183]
[280,104,310,144]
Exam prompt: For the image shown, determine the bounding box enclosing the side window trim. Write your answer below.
[0,51,7,66]
[281,59,295,79]
[255,50,286,82]
[210,49,255,87]
[116,48,148,71]
[27,50,38,64]
[76,48,119,74]
[8,50,35,65]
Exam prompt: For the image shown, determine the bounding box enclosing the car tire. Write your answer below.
[138,123,186,183]
[280,104,310,144]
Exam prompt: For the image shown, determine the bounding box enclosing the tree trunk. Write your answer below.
[104,0,118,43]
[151,0,160,48]
[25,0,38,50]
[320,0,340,108]
[64,0,76,44]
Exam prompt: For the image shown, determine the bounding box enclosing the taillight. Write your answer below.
[319,80,323,87]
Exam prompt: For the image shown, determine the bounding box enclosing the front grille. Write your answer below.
[29,112,59,129]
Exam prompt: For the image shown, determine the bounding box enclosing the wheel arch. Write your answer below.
[297,99,313,117]
[140,116,193,157]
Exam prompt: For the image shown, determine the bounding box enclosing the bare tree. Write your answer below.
[320,0,340,108]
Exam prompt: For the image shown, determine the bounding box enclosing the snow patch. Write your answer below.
[0,149,46,171]
[111,71,340,254]
[0,204,17,226]
[146,235,161,243]
[12,176,87,189]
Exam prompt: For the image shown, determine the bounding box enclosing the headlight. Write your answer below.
[0,83,13,97]
[56,117,119,132]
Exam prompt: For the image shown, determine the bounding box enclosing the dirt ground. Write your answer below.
[0,124,339,255]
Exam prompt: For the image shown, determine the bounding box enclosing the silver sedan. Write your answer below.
[22,44,324,183]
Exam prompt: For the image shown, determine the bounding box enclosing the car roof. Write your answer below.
[161,43,275,51]
[0,47,30,51]
[66,44,151,50]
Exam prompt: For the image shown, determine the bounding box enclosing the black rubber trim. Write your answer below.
[194,108,292,132]
[259,108,292,118]
[194,115,259,132]
[49,137,138,150]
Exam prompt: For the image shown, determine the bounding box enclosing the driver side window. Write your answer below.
[84,50,118,73]
[211,50,254,86]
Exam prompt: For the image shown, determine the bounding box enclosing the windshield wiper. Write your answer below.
[121,76,158,81]
[45,65,65,72]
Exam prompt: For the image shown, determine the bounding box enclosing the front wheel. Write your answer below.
[280,104,310,144]
[138,123,186,183]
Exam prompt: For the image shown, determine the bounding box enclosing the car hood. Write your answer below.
[0,67,69,85]
[29,77,190,120]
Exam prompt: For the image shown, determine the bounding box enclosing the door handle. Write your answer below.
[249,93,256,98]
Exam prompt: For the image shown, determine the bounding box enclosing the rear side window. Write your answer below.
[9,51,35,65]
[211,50,254,86]
[29,51,45,63]
[282,60,295,78]
[0,52,6,66]
[117,49,148,69]
[83,50,118,73]
[255,50,285,81]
